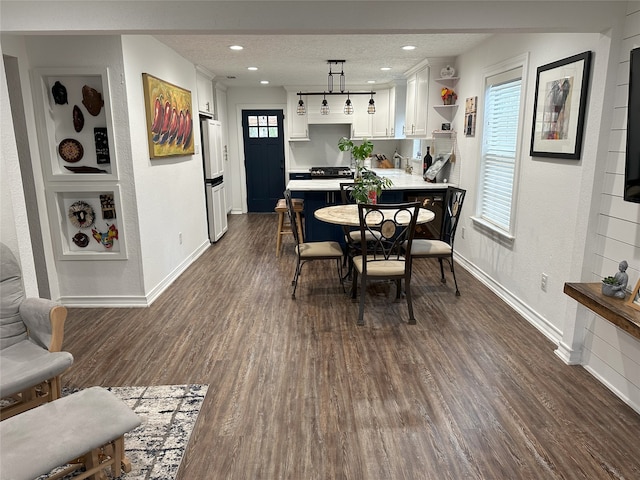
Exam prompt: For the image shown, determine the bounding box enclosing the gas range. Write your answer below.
[309,166,354,179]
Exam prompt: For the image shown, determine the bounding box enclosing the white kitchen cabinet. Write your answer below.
[372,88,394,138]
[351,94,371,138]
[287,91,309,140]
[405,66,429,137]
[196,70,214,115]
[350,88,395,139]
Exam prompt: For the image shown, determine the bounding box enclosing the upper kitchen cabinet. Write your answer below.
[286,90,309,141]
[404,64,430,138]
[196,68,214,116]
[351,88,395,139]
[371,87,395,138]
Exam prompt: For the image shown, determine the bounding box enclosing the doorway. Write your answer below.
[242,109,285,212]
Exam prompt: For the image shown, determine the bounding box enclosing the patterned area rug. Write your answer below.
[38,384,208,480]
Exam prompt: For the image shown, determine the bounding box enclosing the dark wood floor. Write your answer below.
[62,213,640,479]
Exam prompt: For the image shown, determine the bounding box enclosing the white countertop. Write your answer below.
[287,168,453,191]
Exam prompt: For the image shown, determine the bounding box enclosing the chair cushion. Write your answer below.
[346,230,381,243]
[408,239,452,256]
[296,241,343,259]
[353,256,406,276]
[0,243,27,349]
[0,340,74,397]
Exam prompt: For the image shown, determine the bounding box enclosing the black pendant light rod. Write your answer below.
[298,60,376,96]
[297,91,376,96]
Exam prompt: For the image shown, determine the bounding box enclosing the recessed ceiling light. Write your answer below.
[229,45,243,51]
[260,80,269,85]
[402,45,416,51]
[380,67,391,71]
[367,80,376,84]
[247,67,258,71]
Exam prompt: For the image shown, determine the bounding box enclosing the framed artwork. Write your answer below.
[464,96,477,137]
[530,51,592,160]
[626,279,640,311]
[142,73,195,158]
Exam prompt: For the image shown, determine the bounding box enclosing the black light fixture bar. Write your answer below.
[297,91,376,96]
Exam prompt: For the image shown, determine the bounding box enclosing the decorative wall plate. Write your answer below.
[440,65,456,78]
[68,200,95,229]
[58,138,84,163]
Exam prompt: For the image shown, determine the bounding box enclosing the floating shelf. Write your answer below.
[435,76,460,83]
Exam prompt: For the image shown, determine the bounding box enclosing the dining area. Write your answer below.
[281,184,466,326]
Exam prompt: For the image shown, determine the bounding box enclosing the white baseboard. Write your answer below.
[454,252,563,345]
[60,241,211,308]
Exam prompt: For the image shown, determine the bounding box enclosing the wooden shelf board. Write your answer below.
[564,282,640,340]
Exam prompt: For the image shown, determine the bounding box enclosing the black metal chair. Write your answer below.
[351,202,420,325]
[284,190,344,299]
[339,183,381,279]
[403,186,466,296]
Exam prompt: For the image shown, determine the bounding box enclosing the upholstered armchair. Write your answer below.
[0,242,73,420]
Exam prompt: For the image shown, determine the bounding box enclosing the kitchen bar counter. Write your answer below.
[286,168,453,191]
[287,168,452,243]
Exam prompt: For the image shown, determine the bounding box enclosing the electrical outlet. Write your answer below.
[461,226,465,239]
[179,232,183,245]
[541,273,548,292]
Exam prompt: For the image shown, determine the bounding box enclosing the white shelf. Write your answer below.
[433,104,459,109]
[435,76,460,83]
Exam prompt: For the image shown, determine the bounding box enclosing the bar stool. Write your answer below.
[275,197,304,257]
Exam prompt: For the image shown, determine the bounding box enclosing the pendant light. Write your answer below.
[297,60,375,115]
[320,93,330,115]
[367,93,376,114]
[344,93,354,115]
[296,94,306,115]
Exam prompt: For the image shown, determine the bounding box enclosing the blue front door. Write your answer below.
[242,110,285,212]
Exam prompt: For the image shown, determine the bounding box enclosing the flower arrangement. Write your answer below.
[441,87,457,105]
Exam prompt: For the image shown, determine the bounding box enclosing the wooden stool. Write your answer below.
[275,198,304,257]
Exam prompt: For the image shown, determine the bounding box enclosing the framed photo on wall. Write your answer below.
[530,51,592,160]
[626,279,640,311]
[142,73,195,158]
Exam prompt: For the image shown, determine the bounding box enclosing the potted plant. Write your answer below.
[338,137,393,203]
[602,276,621,297]
[441,87,458,105]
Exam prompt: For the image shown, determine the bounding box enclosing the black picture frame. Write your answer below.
[530,51,592,160]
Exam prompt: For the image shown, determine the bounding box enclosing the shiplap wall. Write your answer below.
[584,1,640,411]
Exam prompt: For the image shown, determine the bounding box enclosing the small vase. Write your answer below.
[443,97,454,106]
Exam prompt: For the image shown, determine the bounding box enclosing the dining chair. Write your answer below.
[403,186,466,296]
[284,190,344,299]
[339,183,381,278]
[351,202,420,325]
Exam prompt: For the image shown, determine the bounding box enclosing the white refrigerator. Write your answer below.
[201,118,228,242]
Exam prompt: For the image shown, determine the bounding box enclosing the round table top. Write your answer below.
[314,204,435,227]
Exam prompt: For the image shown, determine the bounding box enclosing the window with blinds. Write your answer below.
[477,66,524,236]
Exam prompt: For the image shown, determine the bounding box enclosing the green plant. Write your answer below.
[338,137,393,203]
[602,276,620,285]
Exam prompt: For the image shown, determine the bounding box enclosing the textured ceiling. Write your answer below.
[153,33,492,88]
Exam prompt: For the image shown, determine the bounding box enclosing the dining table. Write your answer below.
[314,203,435,227]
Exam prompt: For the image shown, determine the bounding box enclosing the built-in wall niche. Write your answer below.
[32,68,117,181]
[46,185,127,260]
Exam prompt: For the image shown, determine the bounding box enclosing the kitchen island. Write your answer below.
[287,169,454,243]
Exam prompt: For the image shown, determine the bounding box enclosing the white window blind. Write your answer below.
[479,68,522,233]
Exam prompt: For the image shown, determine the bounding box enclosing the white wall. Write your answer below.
[121,35,209,300]
[18,35,148,305]
[0,43,38,297]
[580,2,640,412]
[454,32,609,338]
